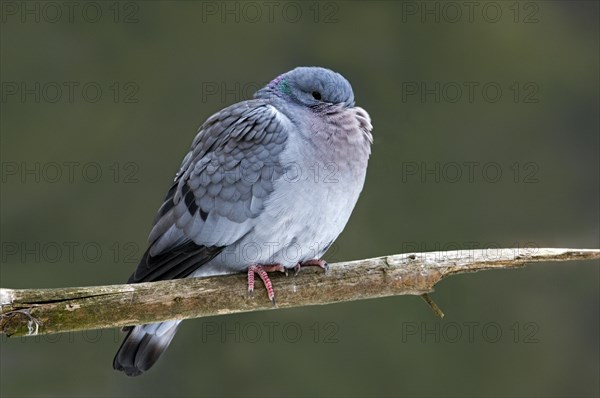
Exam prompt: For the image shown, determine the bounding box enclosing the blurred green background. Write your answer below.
[1,1,598,397]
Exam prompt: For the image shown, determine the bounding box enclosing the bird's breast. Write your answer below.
[250,121,369,267]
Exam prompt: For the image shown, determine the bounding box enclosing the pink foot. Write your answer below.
[247,264,286,304]
[293,259,329,276]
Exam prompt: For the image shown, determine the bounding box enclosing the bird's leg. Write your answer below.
[247,264,286,304]
[293,259,329,276]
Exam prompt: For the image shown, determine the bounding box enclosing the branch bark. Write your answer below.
[1,248,598,337]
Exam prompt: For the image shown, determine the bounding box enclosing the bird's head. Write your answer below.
[255,66,356,109]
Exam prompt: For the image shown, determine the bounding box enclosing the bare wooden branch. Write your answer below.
[1,248,598,337]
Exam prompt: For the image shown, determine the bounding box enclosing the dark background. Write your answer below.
[1,1,598,397]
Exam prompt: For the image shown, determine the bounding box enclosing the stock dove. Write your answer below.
[113,66,373,376]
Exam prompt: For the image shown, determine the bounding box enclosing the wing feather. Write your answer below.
[128,100,288,283]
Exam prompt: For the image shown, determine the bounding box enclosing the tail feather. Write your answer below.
[113,320,181,376]
[113,240,221,375]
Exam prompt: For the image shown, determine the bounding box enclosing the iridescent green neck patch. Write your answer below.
[278,79,292,96]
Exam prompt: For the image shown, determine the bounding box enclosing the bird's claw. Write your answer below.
[247,264,283,306]
[294,259,329,276]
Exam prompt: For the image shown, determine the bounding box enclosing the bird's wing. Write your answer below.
[128,100,290,283]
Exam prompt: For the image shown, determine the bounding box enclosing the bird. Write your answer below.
[113,66,373,376]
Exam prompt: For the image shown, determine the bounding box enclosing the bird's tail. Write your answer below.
[113,320,182,376]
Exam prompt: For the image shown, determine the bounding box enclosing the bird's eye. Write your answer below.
[311,91,322,101]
